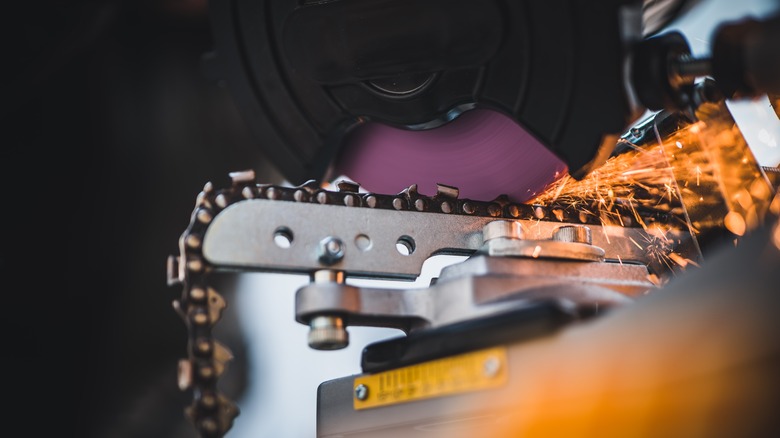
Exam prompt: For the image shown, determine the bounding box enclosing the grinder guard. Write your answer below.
[202,0,645,186]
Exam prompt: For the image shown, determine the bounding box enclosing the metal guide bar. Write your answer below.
[202,199,689,279]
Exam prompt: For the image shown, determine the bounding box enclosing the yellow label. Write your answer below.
[353,346,508,410]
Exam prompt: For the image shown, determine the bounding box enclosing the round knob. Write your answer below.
[552,225,592,245]
[482,220,524,242]
[308,315,349,350]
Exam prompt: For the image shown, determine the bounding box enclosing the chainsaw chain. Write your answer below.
[167,169,679,437]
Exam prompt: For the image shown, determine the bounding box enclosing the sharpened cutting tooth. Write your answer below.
[436,183,459,199]
[217,395,240,434]
[399,184,418,197]
[206,288,226,325]
[213,341,234,377]
[298,179,321,192]
[229,169,255,184]
[337,180,360,192]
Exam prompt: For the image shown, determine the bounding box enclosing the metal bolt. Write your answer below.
[318,237,345,265]
[200,394,217,409]
[196,208,213,224]
[192,312,209,326]
[483,220,524,242]
[186,259,203,273]
[190,287,206,301]
[242,186,255,199]
[344,194,357,207]
[308,315,349,350]
[671,54,712,81]
[552,225,592,245]
[199,366,215,379]
[312,269,345,284]
[199,419,218,434]
[185,234,202,249]
[354,384,369,401]
[215,194,228,209]
[483,356,501,378]
[196,339,211,355]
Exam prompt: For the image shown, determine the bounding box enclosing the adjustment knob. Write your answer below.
[552,225,592,245]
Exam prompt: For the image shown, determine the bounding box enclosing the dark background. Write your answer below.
[3,1,279,436]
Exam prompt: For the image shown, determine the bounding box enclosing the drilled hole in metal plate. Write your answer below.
[273,227,293,248]
[355,234,372,251]
[396,235,416,256]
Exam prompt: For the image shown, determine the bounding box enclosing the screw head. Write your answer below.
[318,237,345,265]
[483,356,501,378]
[552,225,592,245]
[354,384,369,401]
[308,315,349,350]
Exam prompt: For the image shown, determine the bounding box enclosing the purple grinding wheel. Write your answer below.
[334,108,568,202]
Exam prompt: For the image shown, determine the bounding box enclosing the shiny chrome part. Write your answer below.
[354,383,369,401]
[185,234,202,249]
[317,192,329,204]
[552,225,592,245]
[481,238,605,262]
[190,287,206,301]
[482,220,524,242]
[215,194,228,209]
[318,237,346,266]
[196,208,213,224]
[313,269,346,284]
[186,258,204,273]
[436,183,459,199]
[229,169,256,184]
[203,199,677,279]
[295,255,652,333]
[308,315,349,350]
[344,194,358,207]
